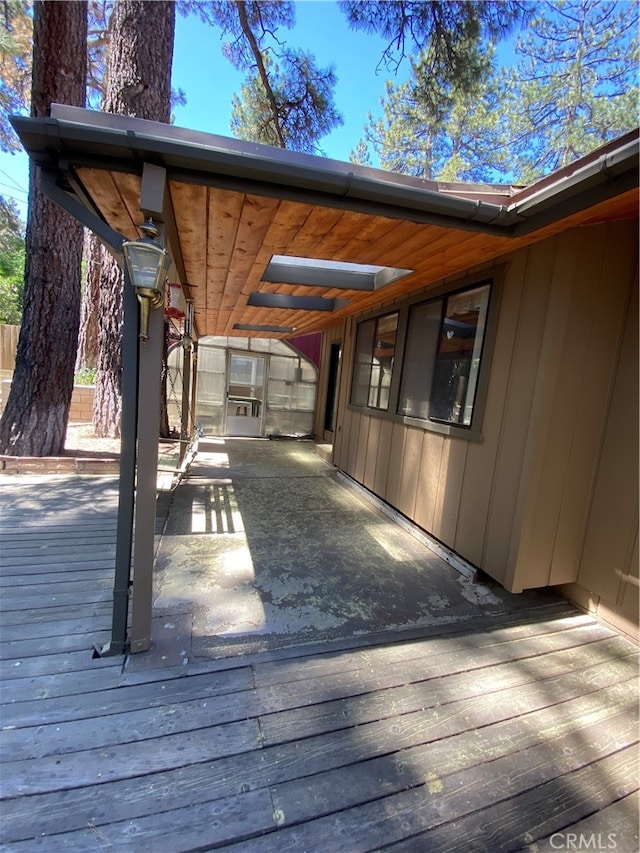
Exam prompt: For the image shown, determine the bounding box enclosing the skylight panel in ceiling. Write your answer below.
[262,255,413,291]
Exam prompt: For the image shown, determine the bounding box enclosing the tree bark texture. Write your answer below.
[92,0,175,437]
[0,1,87,456]
[93,241,123,437]
[75,232,100,372]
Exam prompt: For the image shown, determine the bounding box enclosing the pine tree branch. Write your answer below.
[234,0,285,147]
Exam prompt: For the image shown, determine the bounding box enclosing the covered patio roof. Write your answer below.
[12,105,639,340]
[10,105,640,657]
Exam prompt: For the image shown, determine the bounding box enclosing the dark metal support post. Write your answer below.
[38,171,135,660]
[39,160,171,658]
[125,162,171,653]
[129,304,164,653]
[95,272,139,656]
[191,343,199,438]
[179,343,192,465]
[178,300,195,464]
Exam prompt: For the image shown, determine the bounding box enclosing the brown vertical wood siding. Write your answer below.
[568,271,638,632]
[331,219,638,626]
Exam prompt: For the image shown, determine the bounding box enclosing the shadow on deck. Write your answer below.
[0,441,638,851]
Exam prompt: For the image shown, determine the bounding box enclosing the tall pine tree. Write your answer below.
[184,0,342,151]
[352,0,638,185]
[504,0,639,181]
[0,1,87,456]
[231,50,342,152]
[354,44,506,182]
[89,0,175,437]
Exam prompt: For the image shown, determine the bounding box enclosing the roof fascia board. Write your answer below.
[12,109,639,243]
[507,135,639,235]
[11,112,512,236]
[50,104,515,197]
[83,157,513,236]
[47,106,639,223]
[510,167,639,237]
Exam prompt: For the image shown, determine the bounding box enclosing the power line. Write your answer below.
[0,184,28,201]
[0,168,28,195]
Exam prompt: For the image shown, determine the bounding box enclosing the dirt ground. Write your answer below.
[64,423,121,458]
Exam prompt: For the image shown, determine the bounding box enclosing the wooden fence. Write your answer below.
[0,324,19,374]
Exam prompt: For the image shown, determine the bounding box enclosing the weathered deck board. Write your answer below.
[247,624,624,724]
[0,602,111,629]
[0,666,255,729]
[531,790,639,852]
[1,472,638,852]
[0,629,111,660]
[0,578,113,602]
[0,534,118,553]
[3,636,635,762]
[259,646,638,744]
[0,550,117,570]
[0,569,113,587]
[384,747,639,853]
[5,788,277,852]
[256,747,639,853]
[2,681,636,846]
[255,721,639,853]
[250,612,610,687]
[0,613,111,644]
[268,703,639,831]
[0,716,261,797]
[0,645,121,681]
[0,666,122,706]
[0,561,118,579]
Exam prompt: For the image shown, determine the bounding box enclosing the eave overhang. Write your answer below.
[11,106,639,340]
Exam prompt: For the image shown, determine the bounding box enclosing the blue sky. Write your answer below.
[172,2,398,160]
[0,2,405,223]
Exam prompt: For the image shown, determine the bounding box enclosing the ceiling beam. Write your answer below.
[247,292,350,311]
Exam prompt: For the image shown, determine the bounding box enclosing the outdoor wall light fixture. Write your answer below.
[122,218,171,342]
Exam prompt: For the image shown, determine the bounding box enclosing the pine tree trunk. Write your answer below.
[92,0,175,438]
[75,232,100,372]
[0,1,87,456]
[93,241,124,436]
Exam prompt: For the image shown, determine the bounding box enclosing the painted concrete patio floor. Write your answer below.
[144,438,560,664]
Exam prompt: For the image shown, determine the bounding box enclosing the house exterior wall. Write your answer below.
[330,218,638,629]
[557,277,638,638]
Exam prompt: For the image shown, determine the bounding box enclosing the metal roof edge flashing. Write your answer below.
[12,108,638,242]
[30,106,513,228]
[504,136,639,236]
[509,137,639,218]
[342,173,508,225]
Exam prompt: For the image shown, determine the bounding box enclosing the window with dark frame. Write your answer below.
[350,311,399,410]
[350,281,492,431]
[399,282,491,427]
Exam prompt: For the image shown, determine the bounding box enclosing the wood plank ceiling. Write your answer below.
[76,166,639,341]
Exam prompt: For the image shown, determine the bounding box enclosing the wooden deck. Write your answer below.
[1,473,638,852]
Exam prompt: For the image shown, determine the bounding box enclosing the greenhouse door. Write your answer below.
[225,352,266,437]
